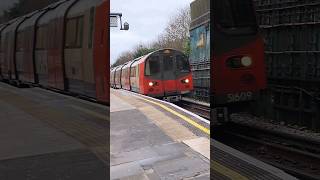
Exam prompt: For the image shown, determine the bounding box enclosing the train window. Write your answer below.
[16,32,24,52]
[130,67,136,77]
[65,16,84,48]
[36,25,48,50]
[77,17,84,47]
[163,55,173,71]
[66,18,77,47]
[176,55,190,73]
[216,0,257,31]
[145,56,160,76]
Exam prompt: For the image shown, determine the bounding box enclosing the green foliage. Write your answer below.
[183,38,191,57]
[133,47,156,59]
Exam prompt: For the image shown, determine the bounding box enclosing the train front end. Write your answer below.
[142,49,193,102]
[211,0,267,123]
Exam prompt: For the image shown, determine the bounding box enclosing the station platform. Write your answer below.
[110,89,210,179]
[0,82,107,180]
[111,89,298,180]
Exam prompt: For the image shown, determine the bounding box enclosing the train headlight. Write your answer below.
[181,78,190,84]
[241,56,252,67]
[148,82,158,87]
[227,56,252,68]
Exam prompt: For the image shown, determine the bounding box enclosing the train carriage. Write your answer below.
[113,49,193,102]
[211,0,267,123]
[0,0,110,105]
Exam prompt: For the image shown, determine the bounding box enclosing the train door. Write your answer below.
[161,53,178,96]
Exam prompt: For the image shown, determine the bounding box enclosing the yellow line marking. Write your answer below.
[139,97,210,135]
[69,105,108,121]
[212,161,249,180]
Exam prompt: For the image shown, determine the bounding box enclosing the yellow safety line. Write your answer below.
[138,96,248,179]
[211,161,249,180]
[69,105,108,121]
[139,97,210,135]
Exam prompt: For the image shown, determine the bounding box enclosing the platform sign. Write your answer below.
[110,15,118,27]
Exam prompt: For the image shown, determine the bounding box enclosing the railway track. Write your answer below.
[178,98,210,119]
[213,122,320,180]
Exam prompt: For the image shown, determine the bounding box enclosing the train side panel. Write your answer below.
[47,2,74,90]
[65,0,102,98]
[120,66,126,89]
[111,67,117,88]
[1,18,24,81]
[16,11,45,84]
[35,2,67,89]
[115,67,122,88]
[130,61,140,92]
[121,65,130,90]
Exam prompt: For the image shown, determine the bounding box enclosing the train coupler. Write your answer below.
[163,95,182,102]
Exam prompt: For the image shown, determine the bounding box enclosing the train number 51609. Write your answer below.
[227,91,253,103]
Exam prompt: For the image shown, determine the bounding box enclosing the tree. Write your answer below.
[132,44,156,59]
[112,6,191,66]
[156,6,191,53]
[111,51,134,67]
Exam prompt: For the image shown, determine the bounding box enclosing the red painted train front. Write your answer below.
[0,0,109,105]
[111,49,193,101]
[211,0,267,123]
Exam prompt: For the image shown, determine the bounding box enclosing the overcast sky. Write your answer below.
[110,0,194,65]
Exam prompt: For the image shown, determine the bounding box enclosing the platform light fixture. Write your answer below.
[110,13,129,30]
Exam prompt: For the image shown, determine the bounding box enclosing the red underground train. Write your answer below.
[111,49,193,102]
[211,0,267,123]
[0,0,109,104]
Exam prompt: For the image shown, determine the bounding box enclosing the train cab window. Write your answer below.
[163,55,173,71]
[176,55,190,73]
[215,0,257,33]
[145,56,160,76]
